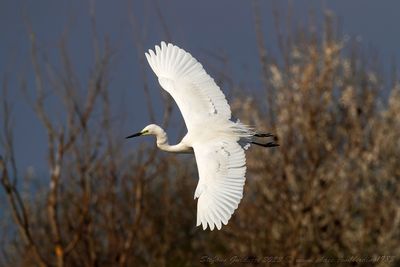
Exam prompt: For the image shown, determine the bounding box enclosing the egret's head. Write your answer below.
[125,124,161,139]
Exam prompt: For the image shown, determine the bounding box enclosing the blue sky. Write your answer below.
[1,0,399,173]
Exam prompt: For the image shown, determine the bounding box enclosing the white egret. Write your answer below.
[126,42,278,230]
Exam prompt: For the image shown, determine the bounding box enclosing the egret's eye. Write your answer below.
[142,130,149,134]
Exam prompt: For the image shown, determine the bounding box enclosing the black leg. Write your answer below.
[254,133,274,138]
[252,132,279,148]
[251,141,280,148]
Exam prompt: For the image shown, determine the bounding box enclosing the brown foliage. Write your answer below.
[1,9,400,267]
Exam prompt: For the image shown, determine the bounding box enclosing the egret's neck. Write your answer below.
[153,126,191,153]
[154,127,169,147]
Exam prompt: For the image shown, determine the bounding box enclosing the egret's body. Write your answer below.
[127,42,277,230]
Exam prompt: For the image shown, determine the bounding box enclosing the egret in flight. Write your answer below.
[127,42,278,230]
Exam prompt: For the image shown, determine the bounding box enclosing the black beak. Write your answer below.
[125,132,143,139]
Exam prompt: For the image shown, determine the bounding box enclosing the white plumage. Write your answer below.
[193,140,246,230]
[145,42,232,130]
[127,42,277,230]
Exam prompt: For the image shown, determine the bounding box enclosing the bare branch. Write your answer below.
[252,0,275,126]
[1,80,48,267]
[128,3,156,123]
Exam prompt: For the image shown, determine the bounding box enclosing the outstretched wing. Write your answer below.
[193,139,246,230]
[145,42,231,130]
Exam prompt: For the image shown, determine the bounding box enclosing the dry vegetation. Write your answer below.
[1,6,400,267]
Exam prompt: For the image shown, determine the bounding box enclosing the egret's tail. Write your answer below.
[231,120,255,139]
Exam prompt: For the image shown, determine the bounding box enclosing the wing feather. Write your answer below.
[193,139,246,230]
[145,42,232,130]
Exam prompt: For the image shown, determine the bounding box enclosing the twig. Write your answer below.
[252,0,275,126]
[0,81,48,266]
[128,3,156,123]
